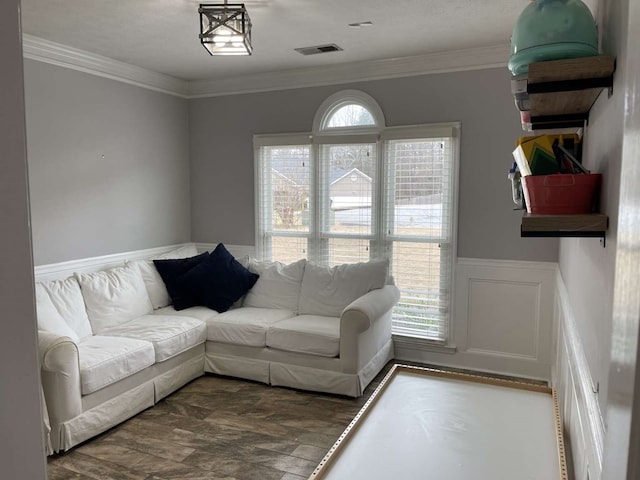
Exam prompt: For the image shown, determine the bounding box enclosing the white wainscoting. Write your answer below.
[33,243,253,282]
[34,243,196,281]
[553,270,604,480]
[395,257,557,381]
[195,243,255,259]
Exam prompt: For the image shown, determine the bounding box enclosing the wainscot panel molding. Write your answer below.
[22,34,509,98]
[395,258,557,381]
[34,243,196,282]
[553,269,605,480]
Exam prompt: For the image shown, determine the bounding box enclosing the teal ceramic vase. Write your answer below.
[508,0,599,75]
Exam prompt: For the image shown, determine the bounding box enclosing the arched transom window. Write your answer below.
[313,90,385,134]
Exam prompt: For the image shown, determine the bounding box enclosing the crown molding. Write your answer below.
[188,44,511,97]
[22,34,510,99]
[22,35,190,98]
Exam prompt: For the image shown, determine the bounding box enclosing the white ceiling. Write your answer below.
[20,0,599,86]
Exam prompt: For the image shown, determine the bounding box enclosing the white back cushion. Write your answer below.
[298,259,389,317]
[129,260,169,310]
[243,259,306,312]
[128,244,199,310]
[76,263,153,333]
[35,283,80,342]
[41,276,93,340]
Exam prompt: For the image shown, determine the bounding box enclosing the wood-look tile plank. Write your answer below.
[182,449,288,479]
[101,429,197,463]
[73,444,151,470]
[290,444,328,463]
[280,474,307,480]
[46,462,94,480]
[148,475,233,480]
[253,453,318,477]
[48,451,148,480]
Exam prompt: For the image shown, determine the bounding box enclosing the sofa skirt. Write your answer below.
[270,363,360,397]
[204,339,394,397]
[58,382,155,452]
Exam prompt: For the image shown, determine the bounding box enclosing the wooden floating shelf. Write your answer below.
[512,56,615,131]
[521,213,608,238]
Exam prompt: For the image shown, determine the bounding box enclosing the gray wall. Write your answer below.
[0,1,47,477]
[559,0,626,425]
[24,60,191,265]
[189,68,559,262]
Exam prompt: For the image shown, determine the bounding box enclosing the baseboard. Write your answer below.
[554,270,605,480]
[395,257,557,381]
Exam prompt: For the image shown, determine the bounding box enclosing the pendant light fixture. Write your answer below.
[199,2,252,56]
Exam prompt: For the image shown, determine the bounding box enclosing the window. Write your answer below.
[255,90,458,342]
[324,104,375,128]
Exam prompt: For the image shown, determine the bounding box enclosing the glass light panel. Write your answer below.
[200,4,252,55]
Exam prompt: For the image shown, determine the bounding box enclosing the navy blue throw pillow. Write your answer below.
[153,252,209,310]
[180,243,259,313]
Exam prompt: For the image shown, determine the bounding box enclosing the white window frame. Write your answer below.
[255,90,459,344]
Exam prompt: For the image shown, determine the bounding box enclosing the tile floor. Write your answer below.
[47,362,393,480]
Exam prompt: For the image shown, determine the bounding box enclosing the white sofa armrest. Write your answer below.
[38,330,83,448]
[340,285,400,374]
[341,285,400,334]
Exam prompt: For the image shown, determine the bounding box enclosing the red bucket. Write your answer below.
[522,174,601,214]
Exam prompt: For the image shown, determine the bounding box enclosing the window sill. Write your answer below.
[392,334,457,355]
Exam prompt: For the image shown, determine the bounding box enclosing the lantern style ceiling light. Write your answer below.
[199,2,252,56]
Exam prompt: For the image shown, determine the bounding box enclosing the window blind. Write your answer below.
[385,138,455,340]
[256,144,311,263]
[318,143,377,265]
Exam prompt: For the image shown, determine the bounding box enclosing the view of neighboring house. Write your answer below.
[271,153,446,228]
[328,168,372,210]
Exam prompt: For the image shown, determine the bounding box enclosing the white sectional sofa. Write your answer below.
[36,244,399,453]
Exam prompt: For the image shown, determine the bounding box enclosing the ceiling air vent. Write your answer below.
[295,44,343,56]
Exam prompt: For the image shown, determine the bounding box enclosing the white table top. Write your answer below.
[317,370,561,480]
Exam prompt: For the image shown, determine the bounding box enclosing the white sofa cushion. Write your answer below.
[266,315,340,358]
[243,259,306,312]
[298,259,390,317]
[78,335,155,395]
[207,307,296,347]
[41,276,93,340]
[76,263,153,333]
[101,315,206,362]
[128,244,199,310]
[154,305,219,322]
[129,260,169,310]
[35,283,80,342]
